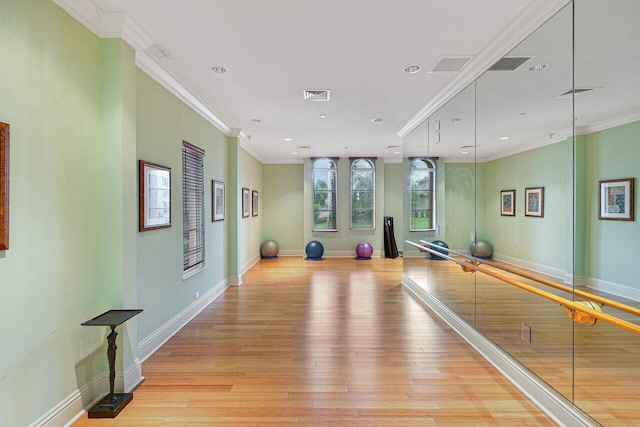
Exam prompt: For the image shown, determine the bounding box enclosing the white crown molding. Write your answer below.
[581,110,640,135]
[237,132,267,163]
[398,0,570,139]
[478,127,573,163]
[55,0,244,140]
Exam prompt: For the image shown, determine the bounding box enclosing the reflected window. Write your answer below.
[350,159,375,230]
[313,158,337,231]
[183,142,205,278]
[410,158,436,231]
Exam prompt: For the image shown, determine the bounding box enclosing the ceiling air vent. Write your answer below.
[303,90,330,101]
[297,145,311,150]
[555,88,596,99]
[429,56,473,73]
[488,57,531,71]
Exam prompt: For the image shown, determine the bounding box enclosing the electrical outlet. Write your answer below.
[521,323,532,344]
[194,291,200,299]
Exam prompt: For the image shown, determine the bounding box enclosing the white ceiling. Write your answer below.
[59,0,579,163]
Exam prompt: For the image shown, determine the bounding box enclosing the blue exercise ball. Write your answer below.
[355,241,373,259]
[260,240,279,258]
[305,240,324,260]
[429,240,449,260]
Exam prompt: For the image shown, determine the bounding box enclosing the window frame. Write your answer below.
[409,158,436,232]
[182,141,205,278]
[312,158,338,232]
[350,158,375,230]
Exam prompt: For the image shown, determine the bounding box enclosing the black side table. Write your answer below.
[81,309,143,418]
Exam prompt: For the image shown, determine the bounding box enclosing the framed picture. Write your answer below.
[139,160,172,231]
[252,190,259,217]
[0,122,9,250]
[212,180,225,221]
[525,187,544,218]
[500,189,515,216]
[242,187,250,218]
[599,178,634,221]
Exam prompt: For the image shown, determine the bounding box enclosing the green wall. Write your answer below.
[237,147,263,273]
[383,163,404,251]
[0,0,125,423]
[136,70,229,340]
[443,162,476,251]
[263,164,304,253]
[583,121,640,289]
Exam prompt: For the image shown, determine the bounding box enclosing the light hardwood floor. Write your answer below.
[73,257,552,426]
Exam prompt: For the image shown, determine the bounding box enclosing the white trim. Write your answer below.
[382,157,403,164]
[30,372,108,427]
[276,250,305,257]
[478,127,573,163]
[240,254,261,276]
[138,278,229,362]
[580,110,640,135]
[398,0,570,138]
[229,275,242,286]
[123,358,143,393]
[492,252,567,282]
[588,277,640,302]
[401,274,598,427]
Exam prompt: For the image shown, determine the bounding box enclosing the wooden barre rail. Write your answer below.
[405,240,640,336]
[419,240,640,319]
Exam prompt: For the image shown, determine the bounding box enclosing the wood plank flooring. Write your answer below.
[73,257,552,426]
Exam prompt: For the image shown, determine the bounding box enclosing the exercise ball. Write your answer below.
[355,242,374,260]
[429,240,449,260]
[305,240,324,260]
[470,240,493,258]
[260,239,279,258]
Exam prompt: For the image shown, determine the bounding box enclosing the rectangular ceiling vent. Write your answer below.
[555,88,596,99]
[488,57,531,71]
[303,90,330,101]
[429,56,473,73]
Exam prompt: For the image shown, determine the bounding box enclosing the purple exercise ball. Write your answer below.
[356,241,374,259]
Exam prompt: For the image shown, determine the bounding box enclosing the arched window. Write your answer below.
[350,158,375,230]
[312,158,337,231]
[410,158,436,231]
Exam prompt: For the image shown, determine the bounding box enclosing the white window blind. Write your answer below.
[182,141,205,277]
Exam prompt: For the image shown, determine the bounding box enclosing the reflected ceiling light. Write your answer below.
[291,152,297,155]
[371,118,382,123]
[403,64,421,74]
[499,136,510,140]
[284,138,293,142]
[210,65,227,74]
[528,63,548,72]
[461,151,469,155]
[421,146,427,149]
[394,151,401,154]
[575,116,587,121]
[319,114,326,118]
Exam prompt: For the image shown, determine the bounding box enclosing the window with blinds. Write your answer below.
[182,141,205,278]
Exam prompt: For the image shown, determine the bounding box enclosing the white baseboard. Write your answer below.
[124,358,143,393]
[493,252,566,281]
[30,373,107,427]
[589,277,640,302]
[240,254,261,276]
[401,274,598,427]
[138,277,229,363]
[277,250,305,257]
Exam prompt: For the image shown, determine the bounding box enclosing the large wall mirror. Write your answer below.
[402,0,640,423]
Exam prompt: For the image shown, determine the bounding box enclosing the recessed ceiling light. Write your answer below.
[421,146,427,150]
[211,66,227,74]
[394,151,401,154]
[575,116,587,121]
[284,138,293,142]
[319,114,326,118]
[461,151,469,155]
[499,136,510,140]
[371,118,382,123]
[291,152,297,155]
[403,64,421,74]
[528,63,548,72]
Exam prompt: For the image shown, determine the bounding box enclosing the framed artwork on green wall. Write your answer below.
[599,178,634,221]
[252,190,258,217]
[242,188,250,218]
[139,160,172,231]
[500,189,515,216]
[0,122,9,250]
[524,187,544,218]
[212,180,225,222]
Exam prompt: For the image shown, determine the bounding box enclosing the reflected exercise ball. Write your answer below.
[470,240,493,258]
[305,240,324,260]
[355,242,374,260]
[260,240,279,258]
[429,240,449,260]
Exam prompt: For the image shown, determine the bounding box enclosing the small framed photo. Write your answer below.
[0,122,9,250]
[599,178,634,221]
[242,188,250,218]
[139,160,172,231]
[252,190,259,217]
[525,187,544,218]
[212,180,225,222]
[500,190,515,216]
